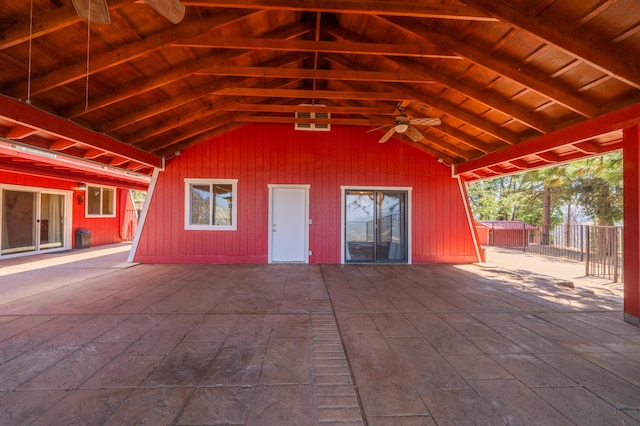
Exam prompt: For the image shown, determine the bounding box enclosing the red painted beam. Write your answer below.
[453,103,640,177]
[0,141,150,189]
[623,126,640,325]
[0,95,161,169]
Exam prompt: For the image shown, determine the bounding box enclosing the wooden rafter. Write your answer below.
[324,27,553,133]
[0,95,160,168]
[379,15,601,118]
[181,0,498,21]
[461,0,640,90]
[453,103,640,178]
[171,37,461,59]
[195,66,436,84]
[8,9,260,98]
[64,23,313,118]
[0,0,132,51]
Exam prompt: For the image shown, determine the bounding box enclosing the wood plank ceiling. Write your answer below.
[0,0,638,181]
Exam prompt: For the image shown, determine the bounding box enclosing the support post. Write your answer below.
[585,226,590,277]
[623,126,640,325]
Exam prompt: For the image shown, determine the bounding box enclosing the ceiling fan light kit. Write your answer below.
[375,105,441,143]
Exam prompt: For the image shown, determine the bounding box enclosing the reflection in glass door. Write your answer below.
[1,189,66,256]
[40,193,65,250]
[345,190,407,263]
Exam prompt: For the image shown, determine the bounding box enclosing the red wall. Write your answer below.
[134,123,479,264]
[0,171,130,249]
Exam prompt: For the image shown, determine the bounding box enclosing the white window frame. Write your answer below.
[85,185,116,218]
[184,178,238,231]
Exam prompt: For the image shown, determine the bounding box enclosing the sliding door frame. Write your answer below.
[340,185,412,265]
[0,184,73,258]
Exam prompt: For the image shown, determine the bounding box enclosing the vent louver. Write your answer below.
[295,105,330,131]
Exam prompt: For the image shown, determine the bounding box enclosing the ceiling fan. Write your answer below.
[72,0,185,25]
[370,105,441,143]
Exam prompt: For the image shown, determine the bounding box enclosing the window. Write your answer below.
[185,179,237,230]
[86,186,115,217]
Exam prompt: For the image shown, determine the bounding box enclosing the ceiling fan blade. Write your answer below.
[140,0,185,24]
[406,125,424,142]
[367,124,391,133]
[378,127,396,143]
[72,0,111,24]
[409,117,442,126]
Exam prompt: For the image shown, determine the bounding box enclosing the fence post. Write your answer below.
[522,222,526,252]
[613,227,619,283]
[585,225,590,277]
[580,224,584,261]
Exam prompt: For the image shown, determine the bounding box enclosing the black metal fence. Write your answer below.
[483,223,624,282]
[584,226,623,283]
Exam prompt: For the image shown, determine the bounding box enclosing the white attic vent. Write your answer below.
[295,104,330,131]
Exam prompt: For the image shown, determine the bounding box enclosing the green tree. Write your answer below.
[571,152,623,226]
[467,152,622,227]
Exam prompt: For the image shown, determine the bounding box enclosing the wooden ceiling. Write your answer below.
[0,0,639,181]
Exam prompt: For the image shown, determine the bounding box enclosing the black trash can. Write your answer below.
[75,229,92,249]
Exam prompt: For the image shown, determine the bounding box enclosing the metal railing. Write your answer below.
[483,222,623,283]
[584,225,623,283]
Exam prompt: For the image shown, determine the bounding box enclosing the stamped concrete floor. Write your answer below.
[1,245,640,425]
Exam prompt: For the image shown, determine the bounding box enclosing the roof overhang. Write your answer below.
[453,103,640,181]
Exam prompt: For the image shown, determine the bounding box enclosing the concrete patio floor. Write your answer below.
[1,244,639,425]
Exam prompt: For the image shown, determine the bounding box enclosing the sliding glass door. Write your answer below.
[345,189,408,263]
[1,188,67,256]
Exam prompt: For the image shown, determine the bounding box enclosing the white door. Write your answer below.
[269,185,309,263]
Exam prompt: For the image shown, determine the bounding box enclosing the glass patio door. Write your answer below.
[1,189,66,256]
[345,190,407,263]
[39,193,65,250]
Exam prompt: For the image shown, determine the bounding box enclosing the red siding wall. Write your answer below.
[134,123,479,264]
[0,171,129,248]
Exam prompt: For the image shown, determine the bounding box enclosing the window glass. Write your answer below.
[191,184,210,225]
[86,186,115,217]
[102,188,115,215]
[87,186,101,215]
[185,179,237,230]
[213,184,233,226]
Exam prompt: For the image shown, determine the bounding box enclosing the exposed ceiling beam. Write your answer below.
[141,110,249,152]
[325,57,522,145]
[99,55,306,133]
[6,125,37,140]
[428,123,496,154]
[324,27,553,134]
[214,88,412,101]
[0,157,149,191]
[195,65,436,84]
[171,37,460,59]
[181,0,498,21]
[157,122,246,158]
[9,9,260,98]
[64,23,313,118]
[453,103,640,177]
[420,134,477,160]
[379,16,601,118]
[135,82,301,149]
[0,0,131,51]
[221,104,395,115]
[461,0,640,90]
[0,95,161,168]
